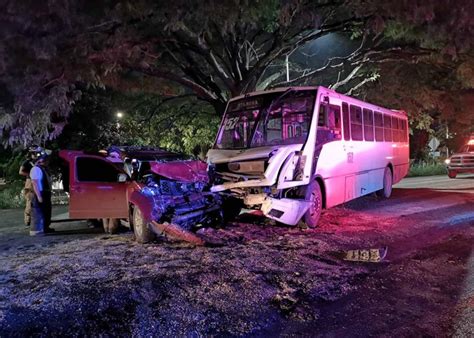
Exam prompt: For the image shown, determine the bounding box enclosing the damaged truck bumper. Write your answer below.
[131,187,222,244]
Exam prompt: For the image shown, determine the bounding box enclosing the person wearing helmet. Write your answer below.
[29,150,54,236]
[19,147,40,227]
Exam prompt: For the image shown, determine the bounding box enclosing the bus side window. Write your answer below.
[330,105,342,140]
[317,104,341,143]
[318,104,327,126]
[374,112,384,142]
[383,114,392,142]
[350,105,363,141]
[392,117,400,142]
[342,102,350,141]
[397,118,403,142]
[363,108,374,141]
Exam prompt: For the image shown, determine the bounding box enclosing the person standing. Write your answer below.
[30,151,54,236]
[18,148,37,227]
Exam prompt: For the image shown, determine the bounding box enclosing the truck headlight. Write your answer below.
[444,159,450,164]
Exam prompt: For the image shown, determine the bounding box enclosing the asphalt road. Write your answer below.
[0,174,473,336]
[395,173,474,191]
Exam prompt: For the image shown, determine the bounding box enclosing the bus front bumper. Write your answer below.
[243,194,310,226]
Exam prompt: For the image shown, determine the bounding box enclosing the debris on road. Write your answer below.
[342,247,388,263]
[149,221,205,246]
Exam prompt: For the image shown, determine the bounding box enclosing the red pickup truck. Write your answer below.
[445,139,474,178]
[59,147,222,243]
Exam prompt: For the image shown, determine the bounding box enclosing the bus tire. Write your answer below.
[304,180,323,228]
[376,167,393,198]
[132,206,155,244]
[448,170,457,179]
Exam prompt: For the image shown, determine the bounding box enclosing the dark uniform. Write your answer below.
[30,164,53,236]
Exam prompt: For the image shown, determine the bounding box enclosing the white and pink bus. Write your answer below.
[207,86,409,227]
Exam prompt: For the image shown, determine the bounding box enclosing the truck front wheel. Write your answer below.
[132,206,155,244]
[304,180,323,228]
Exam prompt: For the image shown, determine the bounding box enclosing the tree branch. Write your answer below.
[139,94,196,123]
[125,63,219,102]
[330,64,364,90]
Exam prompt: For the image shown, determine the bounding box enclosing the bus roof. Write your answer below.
[230,86,407,118]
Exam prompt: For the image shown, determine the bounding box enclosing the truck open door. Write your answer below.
[59,151,129,219]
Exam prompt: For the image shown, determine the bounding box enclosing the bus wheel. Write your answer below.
[304,180,323,228]
[448,170,457,179]
[132,207,155,244]
[376,167,393,198]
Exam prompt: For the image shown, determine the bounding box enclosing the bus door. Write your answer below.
[341,102,369,199]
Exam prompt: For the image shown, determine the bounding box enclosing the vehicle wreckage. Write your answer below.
[60,87,408,244]
[59,147,223,244]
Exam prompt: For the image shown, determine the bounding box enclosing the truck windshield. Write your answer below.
[215,90,316,149]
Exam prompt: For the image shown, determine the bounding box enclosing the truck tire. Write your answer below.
[304,180,323,228]
[448,170,457,179]
[376,166,393,198]
[132,206,155,244]
[102,218,119,234]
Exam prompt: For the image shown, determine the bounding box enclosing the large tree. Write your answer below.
[0,0,374,147]
[357,0,474,142]
[1,0,473,148]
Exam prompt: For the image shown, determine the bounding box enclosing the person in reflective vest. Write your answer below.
[19,148,37,226]
[30,151,54,236]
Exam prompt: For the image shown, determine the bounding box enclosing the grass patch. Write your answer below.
[0,181,69,209]
[408,162,447,177]
[0,181,25,209]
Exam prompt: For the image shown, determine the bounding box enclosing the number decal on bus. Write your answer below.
[224,117,240,130]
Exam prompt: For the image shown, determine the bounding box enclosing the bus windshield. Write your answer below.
[215,90,316,149]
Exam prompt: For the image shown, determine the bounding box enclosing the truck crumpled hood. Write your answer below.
[150,160,209,183]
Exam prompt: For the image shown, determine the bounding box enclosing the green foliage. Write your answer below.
[407,162,447,177]
[116,93,220,156]
[52,88,219,157]
[157,112,220,158]
[0,0,86,147]
[456,61,474,89]
[0,151,25,183]
[0,181,25,209]
[349,25,364,40]
[383,20,446,50]
[51,87,115,151]
[408,112,434,133]
[249,0,280,33]
[383,21,418,43]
